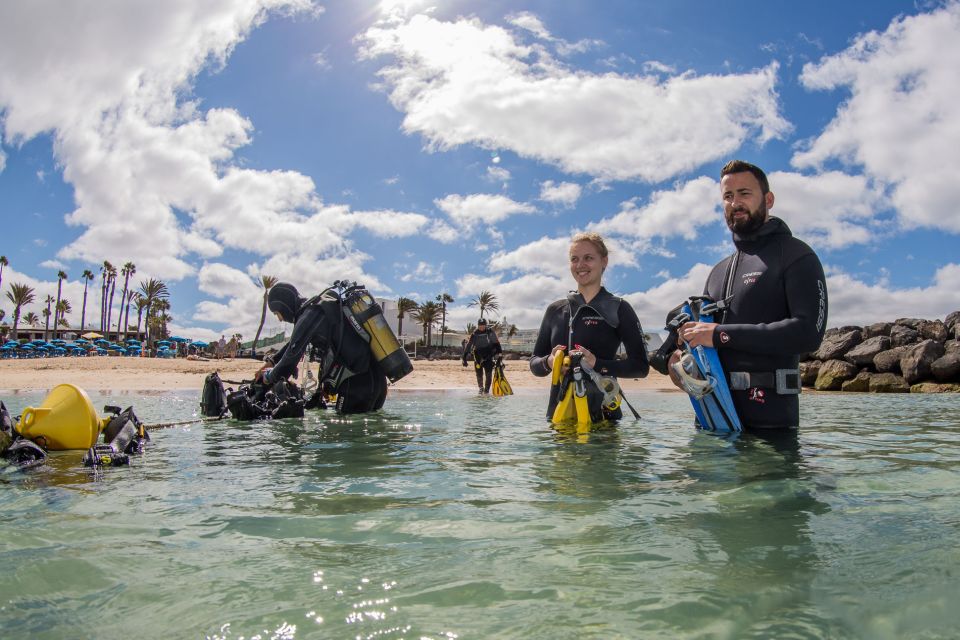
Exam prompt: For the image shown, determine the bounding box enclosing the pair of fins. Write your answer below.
[491,359,513,396]
[549,351,622,428]
[669,298,742,433]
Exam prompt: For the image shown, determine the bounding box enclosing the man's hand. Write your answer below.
[679,321,718,348]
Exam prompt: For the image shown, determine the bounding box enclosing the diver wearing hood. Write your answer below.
[257,282,388,414]
[462,318,503,393]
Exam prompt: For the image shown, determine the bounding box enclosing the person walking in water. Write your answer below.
[462,318,503,393]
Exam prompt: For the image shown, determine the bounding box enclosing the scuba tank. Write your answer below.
[83,405,150,468]
[340,284,413,383]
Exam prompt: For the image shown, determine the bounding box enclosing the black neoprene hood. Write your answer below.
[268,282,304,323]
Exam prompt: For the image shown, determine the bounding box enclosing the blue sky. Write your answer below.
[1,0,959,342]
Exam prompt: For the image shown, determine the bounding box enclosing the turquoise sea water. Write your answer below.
[1,388,959,639]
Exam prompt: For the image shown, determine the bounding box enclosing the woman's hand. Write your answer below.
[576,346,597,369]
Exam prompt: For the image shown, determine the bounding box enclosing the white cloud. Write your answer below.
[398,261,442,283]
[642,60,676,74]
[589,176,720,247]
[358,12,790,182]
[539,180,582,208]
[794,3,960,233]
[452,271,568,330]
[426,220,460,244]
[197,263,257,300]
[488,234,638,280]
[824,263,960,327]
[769,170,887,248]
[485,165,511,184]
[434,193,536,227]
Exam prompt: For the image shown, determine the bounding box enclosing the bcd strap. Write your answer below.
[728,369,801,394]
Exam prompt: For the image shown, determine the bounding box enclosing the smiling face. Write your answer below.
[569,239,607,289]
[720,170,774,234]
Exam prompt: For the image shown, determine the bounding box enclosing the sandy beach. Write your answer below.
[0,356,678,394]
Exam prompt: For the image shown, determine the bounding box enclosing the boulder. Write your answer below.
[799,360,821,387]
[813,329,862,362]
[864,322,893,339]
[900,339,946,384]
[844,336,890,368]
[919,319,949,343]
[841,371,871,392]
[889,324,920,348]
[869,373,910,393]
[944,311,960,332]
[815,359,858,391]
[894,318,925,331]
[874,346,908,374]
[945,340,960,356]
[824,325,862,338]
[910,382,960,393]
[931,352,960,382]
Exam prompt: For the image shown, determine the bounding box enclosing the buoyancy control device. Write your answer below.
[339,283,414,383]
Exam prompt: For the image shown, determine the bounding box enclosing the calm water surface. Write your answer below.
[1,389,958,639]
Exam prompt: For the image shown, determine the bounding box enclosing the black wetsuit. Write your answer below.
[704,216,827,429]
[462,328,503,392]
[529,288,649,419]
[265,297,386,414]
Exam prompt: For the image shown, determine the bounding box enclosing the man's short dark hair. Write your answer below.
[720,160,770,194]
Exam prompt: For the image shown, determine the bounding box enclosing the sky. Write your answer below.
[2,0,960,342]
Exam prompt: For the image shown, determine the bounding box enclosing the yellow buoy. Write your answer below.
[16,384,103,450]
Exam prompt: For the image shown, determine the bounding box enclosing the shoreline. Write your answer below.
[0,357,680,394]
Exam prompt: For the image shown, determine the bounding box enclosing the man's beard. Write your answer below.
[725,200,768,234]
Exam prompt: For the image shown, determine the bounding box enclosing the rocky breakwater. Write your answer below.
[800,312,960,393]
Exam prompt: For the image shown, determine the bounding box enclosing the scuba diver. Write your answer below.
[255,281,413,415]
[461,318,503,394]
[529,232,649,424]
[656,160,827,431]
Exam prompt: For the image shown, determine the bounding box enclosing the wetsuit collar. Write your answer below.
[732,216,792,248]
[567,287,620,329]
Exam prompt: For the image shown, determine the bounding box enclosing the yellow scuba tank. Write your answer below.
[16,384,105,450]
[343,286,414,383]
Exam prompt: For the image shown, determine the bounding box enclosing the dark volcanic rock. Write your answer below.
[889,325,920,348]
[841,372,871,392]
[813,330,862,362]
[869,373,910,393]
[919,320,949,343]
[864,322,893,339]
[895,318,925,331]
[815,359,858,391]
[900,339,946,384]
[874,347,908,374]
[799,360,821,387]
[844,336,890,368]
[931,352,960,382]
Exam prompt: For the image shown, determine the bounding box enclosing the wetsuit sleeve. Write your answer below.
[529,305,559,377]
[269,343,288,366]
[264,305,326,384]
[715,252,828,355]
[461,334,475,363]
[492,333,503,357]
[594,301,650,378]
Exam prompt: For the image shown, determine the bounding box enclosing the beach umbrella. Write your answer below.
[125,338,141,344]
[74,338,90,344]
[156,340,171,345]
[191,341,209,348]
[169,336,189,343]
[82,332,103,339]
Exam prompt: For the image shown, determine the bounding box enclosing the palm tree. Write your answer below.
[99,261,113,331]
[467,290,500,320]
[0,256,7,293]
[134,294,148,338]
[117,262,136,335]
[80,269,95,331]
[105,264,118,336]
[138,278,169,345]
[436,292,454,348]
[5,282,36,341]
[56,299,72,328]
[22,311,39,328]
[252,275,279,357]
[413,300,441,347]
[396,297,419,339]
[464,322,476,335]
[125,291,140,338]
[53,270,67,340]
[43,294,55,341]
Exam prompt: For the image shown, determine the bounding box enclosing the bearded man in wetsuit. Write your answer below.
[670,160,828,430]
[462,318,503,393]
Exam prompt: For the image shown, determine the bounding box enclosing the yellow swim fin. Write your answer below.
[492,361,513,397]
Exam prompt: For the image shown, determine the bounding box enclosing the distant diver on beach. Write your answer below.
[655,160,828,430]
[252,281,413,415]
[462,318,503,393]
[529,232,649,425]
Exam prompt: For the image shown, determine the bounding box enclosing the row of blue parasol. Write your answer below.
[2,335,211,359]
